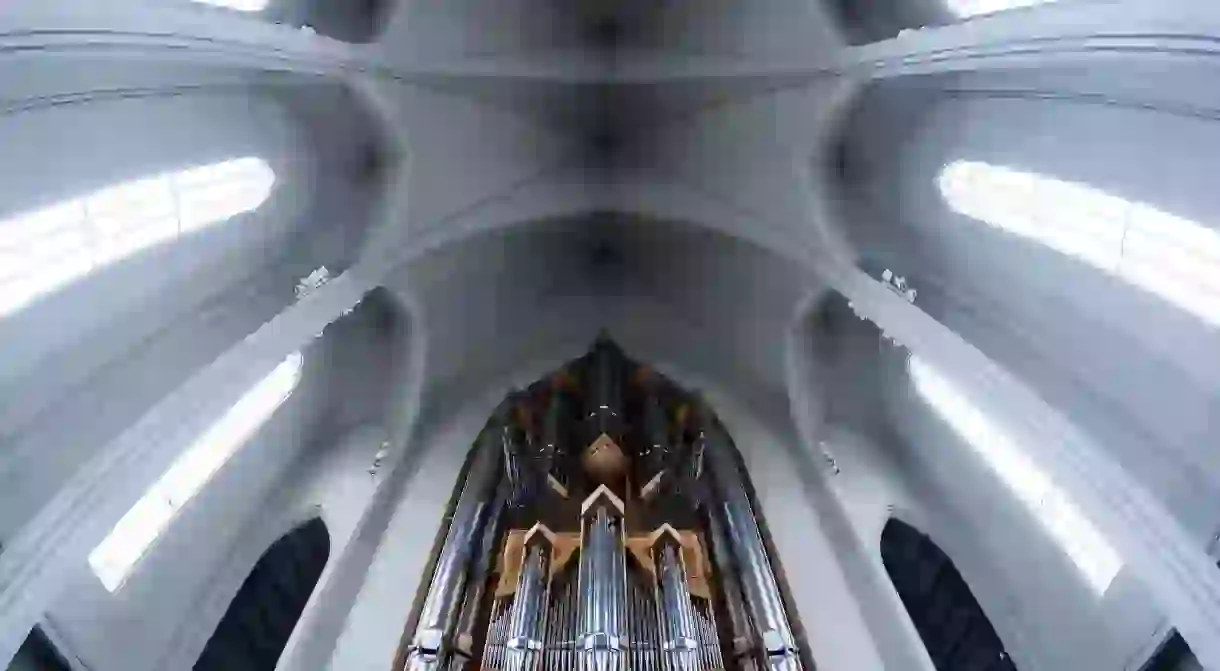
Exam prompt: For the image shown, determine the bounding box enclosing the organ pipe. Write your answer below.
[504,525,555,671]
[650,526,700,671]
[448,486,508,670]
[400,339,805,671]
[578,487,628,671]
[404,423,505,671]
[703,505,759,671]
[701,414,803,671]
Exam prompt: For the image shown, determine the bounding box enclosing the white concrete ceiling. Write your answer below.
[7,1,1220,668]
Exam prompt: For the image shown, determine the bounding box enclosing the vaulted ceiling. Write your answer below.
[5,2,1220,670]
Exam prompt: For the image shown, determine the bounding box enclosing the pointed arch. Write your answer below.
[881,518,1017,671]
[194,517,330,670]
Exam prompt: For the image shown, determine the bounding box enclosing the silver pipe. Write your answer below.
[504,532,553,671]
[631,575,643,671]
[555,581,565,671]
[449,486,508,670]
[704,509,759,671]
[708,610,727,671]
[484,600,506,671]
[569,577,576,668]
[651,538,700,671]
[647,577,659,671]
[578,501,627,671]
[547,580,559,669]
[562,585,570,670]
[702,418,803,671]
[570,574,579,671]
[406,432,504,671]
[498,602,509,670]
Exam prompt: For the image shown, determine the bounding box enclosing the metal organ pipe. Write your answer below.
[448,487,508,671]
[578,489,628,671]
[650,529,700,671]
[504,526,555,671]
[410,342,805,671]
[701,419,803,671]
[702,510,759,671]
[500,394,534,507]
[405,427,505,671]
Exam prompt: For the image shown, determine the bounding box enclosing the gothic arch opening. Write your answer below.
[881,518,1016,671]
[194,517,330,670]
[7,627,70,671]
[395,337,810,671]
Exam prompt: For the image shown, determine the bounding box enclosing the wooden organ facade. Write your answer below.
[396,338,807,671]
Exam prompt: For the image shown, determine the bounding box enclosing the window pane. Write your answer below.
[909,356,1121,593]
[946,0,1055,18]
[88,352,302,592]
[89,495,175,592]
[0,157,274,318]
[940,159,1220,328]
[191,0,271,12]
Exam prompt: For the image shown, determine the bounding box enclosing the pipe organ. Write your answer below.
[400,338,806,671]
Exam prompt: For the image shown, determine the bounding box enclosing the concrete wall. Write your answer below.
[0,79,388,543]
[794,294,1161,671]
[833,71,1220,667]
[6,1,1220,669]
[35,294,409,671]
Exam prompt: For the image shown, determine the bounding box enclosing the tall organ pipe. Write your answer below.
[578,491,628,671]
[651,531,700,671]
[703,506,759,671]
[448,487,508,670]
[500,393,532,506]
[504,526,555,671]
[701,416,803,671]
[406,428,505,671]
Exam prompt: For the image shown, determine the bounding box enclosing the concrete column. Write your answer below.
[0,269,376,666]
[828,264,1220,670]
[782,306,938,671]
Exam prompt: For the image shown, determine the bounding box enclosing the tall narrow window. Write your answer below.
[194,518,330,670]
[945,0,1055,18]
[882,519,1017,671]
[89,352,303,592]
[908,356,1122,593]
[939,160,1220,329]
[0,157,275,318]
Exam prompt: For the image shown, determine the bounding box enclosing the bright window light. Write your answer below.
[192,0,271,12]
[908,356,1122,593]
[946,0,1055,18]
[940,160,1220,329]
[0,157,275,318]
[89,352,302,592]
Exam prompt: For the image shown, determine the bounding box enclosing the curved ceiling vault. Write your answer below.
[5,1,1220,671]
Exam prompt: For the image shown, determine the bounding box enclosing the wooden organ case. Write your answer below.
[397,338,806,671]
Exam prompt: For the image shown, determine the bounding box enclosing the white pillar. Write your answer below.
[783,309,938,671]
[828,264,1220,670]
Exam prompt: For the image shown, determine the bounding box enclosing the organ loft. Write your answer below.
[396,338,808,671]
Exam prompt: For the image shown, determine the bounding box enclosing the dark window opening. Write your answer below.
[6,627,70,671]
[194,517,330,671]
[881,518,1017,671]
[1142,631,1199,671]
